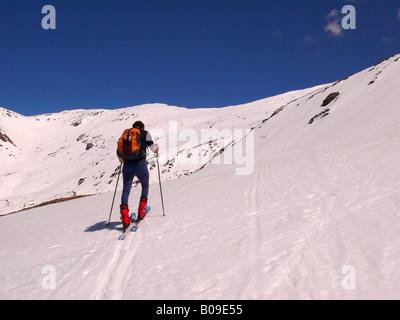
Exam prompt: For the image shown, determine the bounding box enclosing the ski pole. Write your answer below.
[106,164,122,226]
[155,153,165,217]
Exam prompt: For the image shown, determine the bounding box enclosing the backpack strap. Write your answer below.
[136,129,142,149]
[125,128,132,140]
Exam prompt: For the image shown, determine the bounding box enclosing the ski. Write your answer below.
[130,222,139,233]
[130,206,151,232]
[118,206,150,240]
[118,230,129,241]
[118,213,136,240]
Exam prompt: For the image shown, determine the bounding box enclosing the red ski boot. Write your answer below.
[120,204,130,229]
[137,197,147,222]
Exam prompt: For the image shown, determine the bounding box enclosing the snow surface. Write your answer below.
[1,53,400,299]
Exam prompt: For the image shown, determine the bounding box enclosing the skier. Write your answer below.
[117,121,159,229]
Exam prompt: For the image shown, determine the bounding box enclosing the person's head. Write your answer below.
[132,121,145,129]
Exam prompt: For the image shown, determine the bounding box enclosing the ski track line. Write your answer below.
[106,229,144,300]
[240,160,269,299]
[89,238,124,300]
[90,229,143,300]
[243,159,265,256]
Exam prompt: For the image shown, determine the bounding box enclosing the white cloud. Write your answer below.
[304,35,314,43]
[324,20,343,36]
[327,9,339,19]
[324,9,343,37]
[397,8,400,20]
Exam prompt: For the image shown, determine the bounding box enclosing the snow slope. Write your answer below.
[1,52,400,299]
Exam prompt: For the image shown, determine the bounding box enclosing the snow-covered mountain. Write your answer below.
[0,84,322,215]
[1,52,400,299]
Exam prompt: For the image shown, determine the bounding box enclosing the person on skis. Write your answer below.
[117,121,159,229]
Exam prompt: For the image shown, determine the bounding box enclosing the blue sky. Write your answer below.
[0,0,399,116]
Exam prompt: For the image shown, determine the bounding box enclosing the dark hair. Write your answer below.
[132,121,145,129]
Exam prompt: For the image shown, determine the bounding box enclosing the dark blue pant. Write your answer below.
[121,161,149,205]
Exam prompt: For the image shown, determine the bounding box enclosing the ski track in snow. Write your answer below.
[91,227,144,300]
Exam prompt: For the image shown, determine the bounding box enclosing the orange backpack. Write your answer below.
[117,128,145,160]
